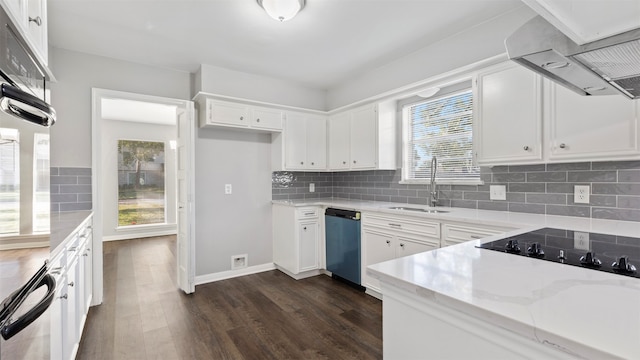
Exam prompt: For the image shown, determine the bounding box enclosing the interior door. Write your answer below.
[176,103,196,294]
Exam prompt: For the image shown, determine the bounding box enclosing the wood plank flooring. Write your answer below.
[77,236,382,360]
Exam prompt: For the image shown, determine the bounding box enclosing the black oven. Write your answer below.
[0,5,55,127]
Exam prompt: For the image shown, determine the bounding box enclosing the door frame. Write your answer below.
[91,88,196,304]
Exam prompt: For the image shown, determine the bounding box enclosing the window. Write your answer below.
[117,140,166,226]
[0,128,19,234]
[402,88,480,184]
[33,133,50,233]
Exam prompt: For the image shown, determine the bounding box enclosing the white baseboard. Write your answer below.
[195,262,276,285]
[103,229,177,242]
[275,265,323,280]
[0,234,50,250]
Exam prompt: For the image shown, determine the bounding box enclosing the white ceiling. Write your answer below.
[48,0,526,90]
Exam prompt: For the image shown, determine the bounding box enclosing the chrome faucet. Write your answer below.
[429,156,438,207]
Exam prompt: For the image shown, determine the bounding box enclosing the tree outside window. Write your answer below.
[117,140,166,226]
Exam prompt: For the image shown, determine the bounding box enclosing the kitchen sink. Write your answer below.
[387,206,449,214]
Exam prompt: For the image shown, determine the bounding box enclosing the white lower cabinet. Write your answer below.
[441,222,515,247]
[361,212,440,295]
[49,214,93,360]
[272,205,322,279]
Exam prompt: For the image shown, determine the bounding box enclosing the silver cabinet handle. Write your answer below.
[256,118,260,122]
[311,162,314,165]
[59,294,68,300]
[523,146,529,151]
[300,161,304,165]
[303,226,307,231]
[353,160,357,164]
[389,223,402,228]
[385,240,391,245]
[303,212,314,216]
[51,267,62,274]
[68,282,74,287]
[29,16,42,26]
[559,143,566,149]
[470,235,482,239]
[83,253,89,257]
[342,161,346,164]
[240,116,244,121]
[68,247,77,252]
[400,243,405,248]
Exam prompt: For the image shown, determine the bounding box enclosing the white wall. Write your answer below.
[49,48,191,167]
[194,128,273,276]
[325,6,536,109]
[196,64,327,111]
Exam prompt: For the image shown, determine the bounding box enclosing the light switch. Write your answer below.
[490,185,506,200]
[225,184,232,194]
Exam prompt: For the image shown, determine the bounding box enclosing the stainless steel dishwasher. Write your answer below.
[325,208,363,288]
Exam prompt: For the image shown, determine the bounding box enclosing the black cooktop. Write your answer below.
[478,228,640,279]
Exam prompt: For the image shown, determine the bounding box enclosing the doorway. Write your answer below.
[92,89,195,305]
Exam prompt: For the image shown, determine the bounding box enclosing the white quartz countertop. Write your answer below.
[368,233,640,359]
[50,210,93,257]
[275,198,640,358]
[273,198,640,237]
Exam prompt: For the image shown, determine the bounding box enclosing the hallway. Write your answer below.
[77,236,382,359]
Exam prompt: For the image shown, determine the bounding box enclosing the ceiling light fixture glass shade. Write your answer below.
[416,87,441,98]
[257,0,305,22]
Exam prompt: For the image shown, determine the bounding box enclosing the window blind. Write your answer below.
[404,89,479,181]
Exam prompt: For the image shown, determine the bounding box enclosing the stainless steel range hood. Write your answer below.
[505,15,640,99]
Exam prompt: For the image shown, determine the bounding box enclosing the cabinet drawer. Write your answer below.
[296,207,320,219]
[442,223,513,246]
[363,212,440,239]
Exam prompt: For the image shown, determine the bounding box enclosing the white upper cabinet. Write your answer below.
[0,0,48,65]
[284,112,327,170]
[328,112,351,170]
[474,61,640,166]
[545,81,640,162]
[328,103,396,171]
[474,62,543,166]
[198,97,283,132]
[350,105,377,169]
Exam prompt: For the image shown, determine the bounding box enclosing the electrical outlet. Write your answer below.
[225,184,232,195]
[574,232,590,251]
[309,183,315,192]
[574,185,590,204]
[489,185,506,200]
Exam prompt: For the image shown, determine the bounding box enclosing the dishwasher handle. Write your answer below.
[325,208,360,220]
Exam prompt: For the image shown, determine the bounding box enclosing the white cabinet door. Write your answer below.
[64,256,78,360]
[252,106,283,131]
[305,115,327,169]
[362,228,395,293]
[328,112,351,169]
[284,113,307,169]
[298,219,319,272]
[475,62,543,165]
[50,273,65,360]
[350,104,377,169]
[207,99,249,127]
[26,0,46,61]
[546,81,640,161]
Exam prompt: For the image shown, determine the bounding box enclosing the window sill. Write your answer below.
[116,223,176,232]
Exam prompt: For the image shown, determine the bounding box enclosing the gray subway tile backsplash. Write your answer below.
[51,167,92,213]
[272,160,640,222]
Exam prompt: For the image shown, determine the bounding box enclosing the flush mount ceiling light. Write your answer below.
[257,0,305,22]
[416,87,441,98]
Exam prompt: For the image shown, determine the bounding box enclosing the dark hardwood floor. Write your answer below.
[78,236,382,360]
